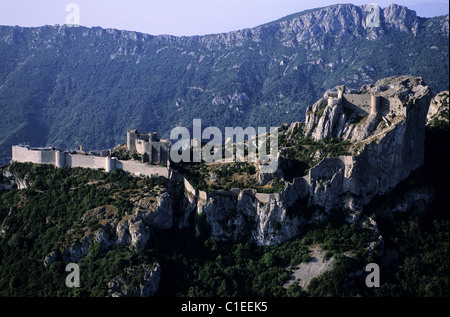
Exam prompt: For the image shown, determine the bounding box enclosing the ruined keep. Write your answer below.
[325,84,382,117]
[304,76,423,143]
[127,129,171,165]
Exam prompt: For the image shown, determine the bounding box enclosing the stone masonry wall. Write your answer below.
[11,146,170,179]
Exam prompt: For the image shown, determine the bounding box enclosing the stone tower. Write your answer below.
[370,94,380,115]
[338,85,346,99]
[127,129,138,152]
[105,157,116,173]
[55,151,65,168]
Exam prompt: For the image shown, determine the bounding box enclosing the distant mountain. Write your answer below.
[0,3,448,163]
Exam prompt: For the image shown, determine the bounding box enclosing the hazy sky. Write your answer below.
[0,0,449,36]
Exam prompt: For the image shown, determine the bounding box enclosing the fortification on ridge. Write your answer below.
[11,130,172,179]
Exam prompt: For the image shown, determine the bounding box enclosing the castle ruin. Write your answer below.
[127,129,171,165]
[11,129,172,179]
[325,84,404,118]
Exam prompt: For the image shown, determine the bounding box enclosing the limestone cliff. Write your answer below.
[191,76,432,246]
[302,76,432,210]
[427,91,449,127]
[16,76,434,270]
[2,167,30,190]
[0,3,448,166]
[43,174,197,266]
[304,76,431,142]
[107,263,161,297]
[1,75,438,297]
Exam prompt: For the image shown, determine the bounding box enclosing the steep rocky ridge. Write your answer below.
[0,4,448,164]
[427,91,449,127]
[39,174,196,266]
[107,263,161,297]
[184,76,433,246]
[0,77,446,296]
[1,76,435,251]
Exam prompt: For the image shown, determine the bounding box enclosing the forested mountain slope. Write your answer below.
[0,4,448,164]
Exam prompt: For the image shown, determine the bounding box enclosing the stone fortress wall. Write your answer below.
[127,129,171,165]
[326,85,406,117]
[11,145,171,179]
[184,155,354,209]
[12,129,284,205]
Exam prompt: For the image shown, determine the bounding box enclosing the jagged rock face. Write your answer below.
[197,178,313,246]
[304,76,432,142]
[250,4,421,47]
[0,4,448,165]
[3,76,436,298]
[116,214,150,249]
[427,91,449,125]
[44,178,197,266]
[306,76,432,208]
[29,76,435,252]
[199,190,245,241]
[383,4,420,32]
[305,99,382,142]
[100,179,196,249]
[2,169,29,190]
[108,264,161,297]
[62,236,91,263]
[197,76,432,245]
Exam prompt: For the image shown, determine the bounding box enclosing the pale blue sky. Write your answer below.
[0,0,449,36]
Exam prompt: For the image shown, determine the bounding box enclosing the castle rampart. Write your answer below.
[334,90,406,118]
[342,93,372,115]
[127,129,171,165]
[55,151,65,168]
[183,177,197,198]
[12,146,45,164]
[11,145,170,179]
[327,98,340,107]
[255,193,279,204]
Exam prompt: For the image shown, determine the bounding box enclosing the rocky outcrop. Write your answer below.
[209,4,423,48]
[303,77,432,209]
[193,76,432,246]
[427,91,449,126]
[1,168,30,190]
[304,76,432,142]
[383,4,420,33]
[0,3,448,166]
[1,75,436,299]
[42,176,197,267]
[108,263,161,297]
[194,177,313,246]
[29,75,434,256]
